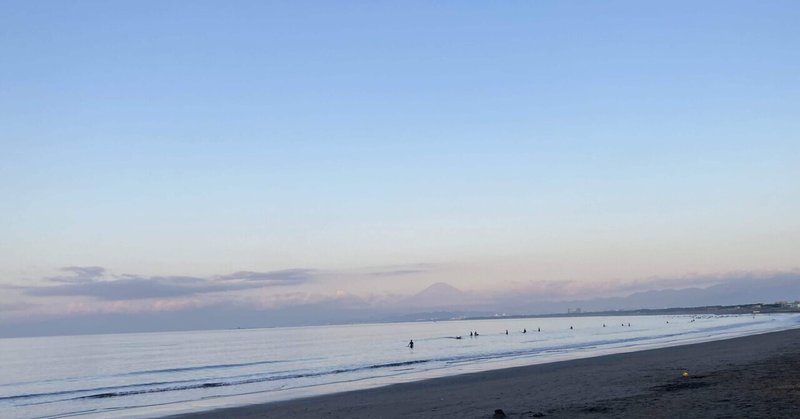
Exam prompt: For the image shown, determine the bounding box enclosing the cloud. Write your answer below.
[369,269,428,277]
[0,302,34,312]
[23,266,317,301]
[364,263,438,277]
[30,276,227,300]
[217,269,315,285]
[48,266,106,283]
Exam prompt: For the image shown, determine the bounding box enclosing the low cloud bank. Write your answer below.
[24,266,315,301]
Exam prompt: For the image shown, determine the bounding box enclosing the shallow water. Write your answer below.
[1,313,797,418]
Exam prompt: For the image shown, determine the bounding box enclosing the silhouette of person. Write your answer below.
[523,328,527,333]
[408,339,414,349]
[505,330,508,335]
[570,326,573,330]
[538,327,540,332]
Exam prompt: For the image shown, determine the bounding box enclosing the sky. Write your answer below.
[1,1,799,329]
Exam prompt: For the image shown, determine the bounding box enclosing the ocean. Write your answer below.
[2,313,798,418]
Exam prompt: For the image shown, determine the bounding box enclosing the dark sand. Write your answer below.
[176,328,800,418]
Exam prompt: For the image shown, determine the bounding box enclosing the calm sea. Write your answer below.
[1,313,797,418]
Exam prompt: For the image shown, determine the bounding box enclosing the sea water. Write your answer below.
[1,313,798,418]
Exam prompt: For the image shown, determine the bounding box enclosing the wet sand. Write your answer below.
[175,328,800,418]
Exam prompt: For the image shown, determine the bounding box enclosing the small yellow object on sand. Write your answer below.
[682,371,689,378]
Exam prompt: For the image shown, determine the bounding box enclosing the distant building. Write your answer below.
[777,301,800,309]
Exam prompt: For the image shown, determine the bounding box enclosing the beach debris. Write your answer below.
[493,408,508,418]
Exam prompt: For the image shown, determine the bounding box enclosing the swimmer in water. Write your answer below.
[408,339,414,349]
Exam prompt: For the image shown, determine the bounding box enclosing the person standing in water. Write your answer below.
[408,339,414,349]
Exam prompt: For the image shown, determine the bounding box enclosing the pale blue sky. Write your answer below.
[1,1,798,308]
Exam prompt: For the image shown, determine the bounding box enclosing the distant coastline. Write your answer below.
[395,302,800,323]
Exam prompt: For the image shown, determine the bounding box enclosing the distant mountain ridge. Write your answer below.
[392,274,800,318]
[548,274,800,313]
[3,273,798,338]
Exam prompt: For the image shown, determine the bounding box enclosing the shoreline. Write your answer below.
[171,327,800,418]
